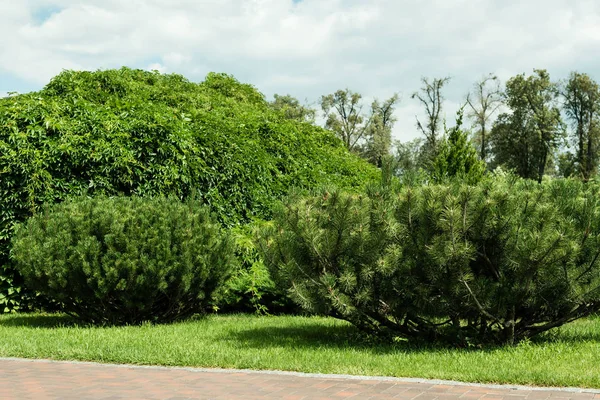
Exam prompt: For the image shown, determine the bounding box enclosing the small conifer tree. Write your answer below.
[430,108,486,184]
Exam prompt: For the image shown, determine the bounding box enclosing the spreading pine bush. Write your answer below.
[260,175,600,345]
[10,196,235,325]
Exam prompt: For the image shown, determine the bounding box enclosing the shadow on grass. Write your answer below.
[0,314,82,328]
[227,323,455,354]
[228,319,600,354]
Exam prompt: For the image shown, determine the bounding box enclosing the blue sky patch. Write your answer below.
[0,71,43,94]
[31,5,63,26]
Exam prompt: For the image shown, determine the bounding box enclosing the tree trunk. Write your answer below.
[480,125,486,160]
[578,123,586,179]
[586,115,595,180]
[537,147,547,183]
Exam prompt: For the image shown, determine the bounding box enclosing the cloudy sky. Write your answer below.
[1,0,599,141]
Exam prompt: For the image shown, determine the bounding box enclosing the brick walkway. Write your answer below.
[1,358,598,400]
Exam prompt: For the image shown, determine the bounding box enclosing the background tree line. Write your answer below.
[271,70,600,182]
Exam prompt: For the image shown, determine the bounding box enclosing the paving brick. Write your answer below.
[0,359,598,400]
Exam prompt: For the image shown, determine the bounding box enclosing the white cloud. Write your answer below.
[147,63,167,73]
[1,0,599,140]
[162,52,192,66]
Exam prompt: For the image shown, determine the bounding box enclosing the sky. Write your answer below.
[1,0,599,141]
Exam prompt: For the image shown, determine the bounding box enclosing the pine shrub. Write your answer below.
[10,196,235,325]
[260,176,600,345]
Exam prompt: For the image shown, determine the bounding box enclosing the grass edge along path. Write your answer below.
[1,313,599,389]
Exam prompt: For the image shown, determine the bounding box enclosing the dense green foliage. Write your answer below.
[489,70,564,182]
[261,175,600,345]
[0,68,378,312]
[214,224,298,314]
[562,72,600,180]
[10,196,234,325]
[269,94,316,123]
[430,109,486,184]
[0,273,22,313]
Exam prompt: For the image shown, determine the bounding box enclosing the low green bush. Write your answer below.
[10,196,235,325]
[260,175,600,345]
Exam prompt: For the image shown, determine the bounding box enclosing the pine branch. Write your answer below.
[461,279,501,324]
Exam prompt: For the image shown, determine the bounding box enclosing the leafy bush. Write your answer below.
[0,272,22,313]
[214,223,298,314]
[10,196,235,325]
[0,67,377,312]
[260,176,600,345]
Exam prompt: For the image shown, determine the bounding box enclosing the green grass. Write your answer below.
[1,313,599,388]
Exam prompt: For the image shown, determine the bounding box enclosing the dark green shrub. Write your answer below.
[0,67,378,312]
[260,175,600,345]
[10,196,235,325]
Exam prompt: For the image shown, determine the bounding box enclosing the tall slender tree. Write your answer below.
[362,94,400,166]
[466,74,504,162]
[320,89,371,152]
[411,77,451,158]
[562,72,600,180]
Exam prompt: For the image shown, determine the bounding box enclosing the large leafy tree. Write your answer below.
[269,94,316,123]
[320,89,369,152]
[490,69,564,182]
[393,138,425,177]
[0,68,378,313]
[320,89,399,165]
[561,72,600,180]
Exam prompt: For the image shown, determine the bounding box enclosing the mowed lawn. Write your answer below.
[1,313,599,389]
